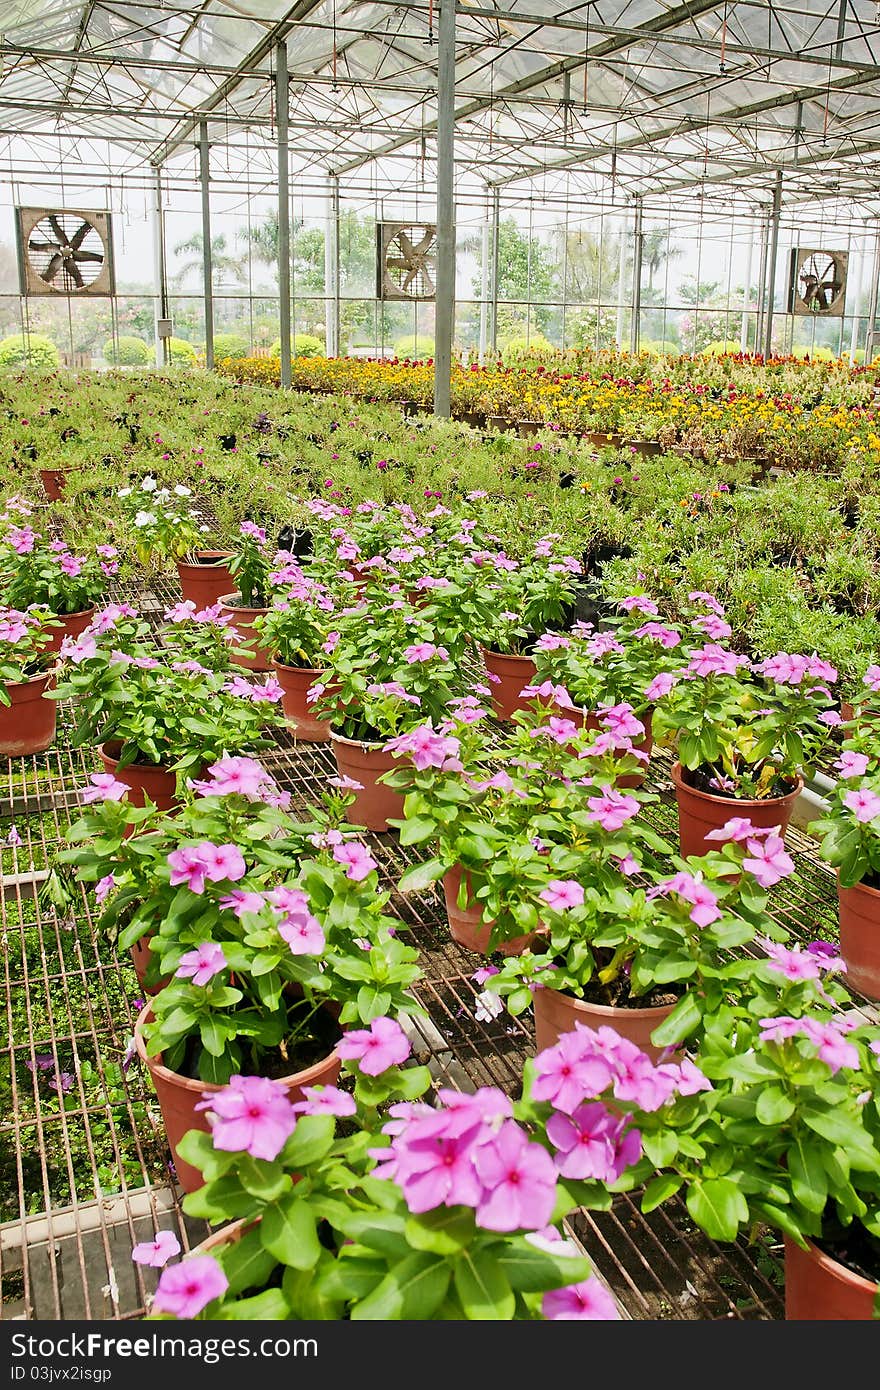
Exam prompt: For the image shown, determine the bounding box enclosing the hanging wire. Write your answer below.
[332,0,338,91]
[719,3,728,73]
[582,3,590,110]
[427,0,434,45]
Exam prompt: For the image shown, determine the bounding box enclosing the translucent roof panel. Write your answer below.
[1,2,879,210]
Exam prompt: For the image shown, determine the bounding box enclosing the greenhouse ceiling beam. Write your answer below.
[333,0,728,175]
[454,3,880,75]
[645,134,880,198]
[151,0,327,166]
[491,61,879,187]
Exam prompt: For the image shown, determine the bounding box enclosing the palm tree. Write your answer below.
[171,232,246,289]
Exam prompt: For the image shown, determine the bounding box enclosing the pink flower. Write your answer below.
[198,1075,297,1160]
[704,816,770,842]
[741,834,794,888]
[190,755,270,799]
[81,772,128,804]
[404,641,448,663]
[758,937,825,982]
[530,716,579,744]
[539,880,585,912]
[167,846,210,894]
[542,1277,619,1320]
[195,842,247,883]
[219,889,265,918]
[332,841,377,881]
[546,1101,641,1182]
[691,613,732,640]
[585,786,641,832]
[843,787,880,823]
[618,595,658,615]
[633,622,681,648]
[644,671,677,701]
[60,632,97,663]
[520,680,576,709]
[835,751,870,779]
[864,664,880,693]
[337,1016,411,1075]
[688,591,725,615]
[176,942,227,986]
[656,871,722,928]
[598,703,645,740]
[292,1085,357,1117]
[131,1229,182,1268]
[328,774,364,792]
[386,724,462,772]
[59,553,83,577]
[686,644,747,678]
[95,873,116,904]
[473,1121,558,1232]
[153,1255,228,1318]
[7,525,36,554]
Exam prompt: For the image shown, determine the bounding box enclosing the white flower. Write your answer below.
[117,487,132,498]
[140,475,157,492]
[473,989,504,1023]
[174,485,192,497]
[133,511,157,528]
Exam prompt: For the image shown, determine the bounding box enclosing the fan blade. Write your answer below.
[386,258,412,273]
[421,270,435,296]
[72,249,104,263]
[29,239,62,253]
[40,254,63,284]
[68,260,84,289]
[69,221,92,251]
[395,231,415,259]
[49,215,70,247]
[413,229,435,255]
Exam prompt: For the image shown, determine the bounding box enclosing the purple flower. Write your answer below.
[95,873,116,904]
[543,1277,619,1320]
[132,1229,181,1268]
[198,1075,297,1160]
[152,1256,228,1318]
[176,942,226,987]
[337,1016,411,1075]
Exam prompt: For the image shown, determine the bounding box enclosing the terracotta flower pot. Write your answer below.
[532,984,677,1065]
[44,607,95,655]
[134,1004,341,1194]
[670,760,802,860]
[837,875,880,1000]
[783,1235,879,1320]
[176,551,235,610]
[329,730,405,832]
[218,594,273,671]
[40,467,72,502]
[272,659,331,743]
[129,932,169,996]
[98,740,179,812]
[442,865,536,956]
[481,647,538,722]
[0,672,56,756]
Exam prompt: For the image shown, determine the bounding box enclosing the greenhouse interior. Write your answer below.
[1,0,880,1331]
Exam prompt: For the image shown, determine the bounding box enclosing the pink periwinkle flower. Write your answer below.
[520,680,576,709]
[546,1101,642,1182]
[634,622,681,648]
[292,1085,357,1117]
[404,641,449,664]
[691,612,732,640]
[655,871,722,928]
[686,644,747,678]
[219,889,266,918]
[152,1256,228,1318]
[81,772,129,804]
[618,595,658,615]
[176,942,227,987]
[189,756,271,798]
[843,787,880,823]
[598,703,644,740]
[741,834,794,887]
[704,816,773,843]
[864,664,880,693]
[758,1016,858,1072]
[644,671,678,701]
[539,880,585,912]
[530,715,579,744]
[131,1229,181,1268]
[688,591,725,615]
[95,873,116,904]
[337,1016,411,1075]
[386,724,462,772]
[332,840,378,881]
[197,1074,297,1160]
[585,786,641,832]
[472,1121,558,1232]
[167,846,209,894]
[531,1030,616,1115]
[542,1277,619,1320]
[60,632,97,663]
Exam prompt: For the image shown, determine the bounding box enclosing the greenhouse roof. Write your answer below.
[2,1,880,207]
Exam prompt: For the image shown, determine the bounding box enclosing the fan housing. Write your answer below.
[16,208,115,296]
[376,222,437,301]
[788,247,848,317]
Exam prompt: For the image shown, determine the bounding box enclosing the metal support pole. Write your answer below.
[615,215,628,349]
[763,173,783,359]
[478,188,490,365]
[199,121,214,370]
[740,222,756,353]
[754,215,768,351]
[630,198,643,354]
[865,224,880,366]
[489,185,500,355]
[325,173,340,357]
[152,166,169,368]
[433,0,455,417]
[276,40,292,388]
[848,231,866,364]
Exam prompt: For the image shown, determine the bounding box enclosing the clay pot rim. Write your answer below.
[99,738,175,773]
[7,669,55,692]
[481,644,538,662]
[533,984,679,1021]
[134,1001,341,1096]
[54,605,95,620]
[836,870,880,901]
[272,656,327,677]
[670,759,803,808]
[178,550,234,569]
[783,1233,879,1296]
[217,593,270,615]
[328,727,388,753]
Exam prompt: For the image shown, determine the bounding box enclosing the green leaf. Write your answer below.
[641,1174,684,1213]
[219,1226,278,1296]
[397,816,437,846]
[280,1113,336,1169]
[496,1242,592,1293]
[261,1194,322,1270]
[685,1177,750,1242]
[350,1252,450,1320]
[787,1137,828,1215]
[755,1085,795,1126]
[454,1250,516,1321]
[214,1288,290,1320]
[649,991,702,1047]
[405,1208,475,1255]
[397,858,446,894]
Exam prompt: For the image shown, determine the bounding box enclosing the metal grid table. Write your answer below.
[1,565,875,1324]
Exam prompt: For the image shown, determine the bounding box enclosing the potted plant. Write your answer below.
[47,761,424,1192]
[652,596,840,856]
[218,521,281,671]
[0,515,118,651]
[809,669,880,999]
[252,564,338,742]
[0,604,60,755]
[51,603,285,808]
[135,1014,706,1319]
[466,536,583,721]
[315,591,466,831]
[115,477,233,607]
[609,948,880,1319]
